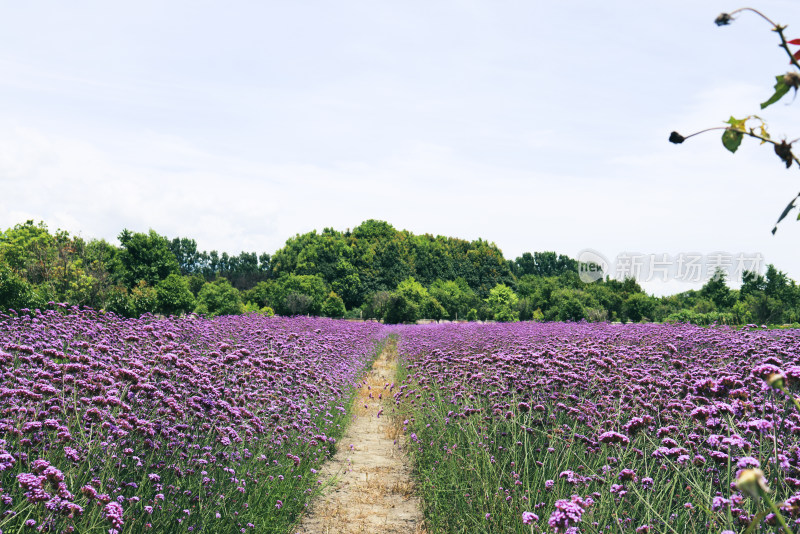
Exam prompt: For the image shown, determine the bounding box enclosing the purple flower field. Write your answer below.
[393,321,800,533]
[4,308,800,533]
[0,306,384,533]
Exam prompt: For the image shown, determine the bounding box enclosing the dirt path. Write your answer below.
[294,340,424,534]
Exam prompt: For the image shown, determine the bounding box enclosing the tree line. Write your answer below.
[1,219,798,325]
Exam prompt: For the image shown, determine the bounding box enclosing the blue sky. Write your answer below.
[1,1,799,295]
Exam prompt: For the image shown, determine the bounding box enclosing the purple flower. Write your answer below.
[548,495,592,533]
[737,456,760,469]
[598,431,629,446]
[522,511,539,524]
[746,419,773,433]
[712,496,730,511]
[103,502,124,530]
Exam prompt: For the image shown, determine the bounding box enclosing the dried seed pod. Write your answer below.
[774,140,795,168]
[784,71,800,90]
[669,131,686,144]
[715,13,733,26]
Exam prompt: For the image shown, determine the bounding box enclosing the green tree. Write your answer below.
[155,274,195,316]
[744,291,783,325]
[194,279,243,317]
[285,292,312,315]
[429,278,477,320]
[113,229,179,288]
[740,270,766,299]
[243,301,275,316]
[272,274,328,315]
[169,237,202,275]
[547,288,588,322]
[105,286,133,317]
[383,277,433,324]
[622,293,656,323]
[585,283,623,321]
[700,268,735,309]
[244,280,275,308]
[0,220,56,284]
[423,297,447,321]
[186,273,206,297]
[464,241,514,298]
[329,259,363,309]
[129,281,158,317]
[486,284,519,322]
[363,291,391,320]
[513,251,579,278]
[321,291,346,318]
[0,263,43,312]
[383,293,419,324]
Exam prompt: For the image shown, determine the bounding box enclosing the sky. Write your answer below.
[1,0,799,295]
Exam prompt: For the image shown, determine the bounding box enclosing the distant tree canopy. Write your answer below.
[1,219,799,325]
[271,219,514,300]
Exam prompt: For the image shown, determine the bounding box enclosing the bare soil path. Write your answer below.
[294,339,424,534]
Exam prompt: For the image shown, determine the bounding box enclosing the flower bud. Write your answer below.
[766,372,786,390]
[735,468,769,499]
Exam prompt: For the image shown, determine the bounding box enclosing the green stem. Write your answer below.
[728,7,800,71]
[774,25,800,73]
[683,125,800,169]
[778,384,800,415]
[771,389,781,492]
[763,491,793,534]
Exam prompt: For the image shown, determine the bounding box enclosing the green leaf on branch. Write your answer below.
[772,193,800,234]
[721,129,743,153]
[761,75,790,109]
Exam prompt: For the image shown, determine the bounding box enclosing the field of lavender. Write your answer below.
[393,322,800,533]
[4,308,800,534]
[0,307,385,533]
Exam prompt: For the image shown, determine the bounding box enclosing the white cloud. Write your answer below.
[1,1,800,297]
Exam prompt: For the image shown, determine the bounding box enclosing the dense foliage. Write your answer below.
[1,220,799,325]
[393,321,800,532]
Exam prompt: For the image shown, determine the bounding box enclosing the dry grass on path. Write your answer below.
[294,341,425,534]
